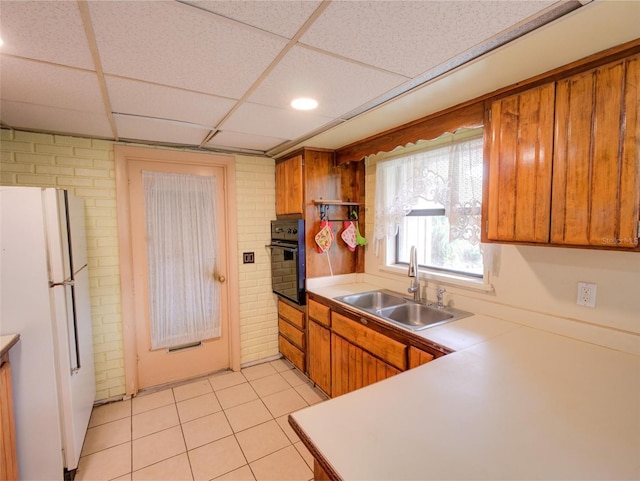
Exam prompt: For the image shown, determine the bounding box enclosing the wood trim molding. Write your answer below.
[335,38,640,165]
[114,144,241,396]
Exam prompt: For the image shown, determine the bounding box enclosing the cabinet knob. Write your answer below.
[218,275,226,283]
[360,317,368,325]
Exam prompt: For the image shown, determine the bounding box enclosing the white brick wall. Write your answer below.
[1,129,279,399]
[234,155,279,363]
[0,129,123,400]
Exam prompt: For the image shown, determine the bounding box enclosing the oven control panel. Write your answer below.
[271,220,304,242]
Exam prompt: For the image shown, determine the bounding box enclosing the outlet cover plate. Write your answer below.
[577,282,596,308]
[243,252,255,264]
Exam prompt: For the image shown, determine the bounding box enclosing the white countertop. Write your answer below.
[294,283,640,480]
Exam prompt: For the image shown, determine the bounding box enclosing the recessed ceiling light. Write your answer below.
[291,97,318,111]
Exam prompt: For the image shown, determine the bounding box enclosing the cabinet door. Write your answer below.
[275,155,304,215]
[0,355,18,481]
[308,320,331,395]
[487,83,555,242]
[552,55,640,247]
[331,334,400,398]
[408,346,435,368]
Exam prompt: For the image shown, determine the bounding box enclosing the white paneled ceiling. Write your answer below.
[0,0,622,156]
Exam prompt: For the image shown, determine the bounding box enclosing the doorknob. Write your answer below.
[218,275,226,283]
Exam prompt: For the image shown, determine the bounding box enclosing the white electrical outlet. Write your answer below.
[577,282,597,308]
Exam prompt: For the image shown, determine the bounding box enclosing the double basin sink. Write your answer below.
[334,290,472,331]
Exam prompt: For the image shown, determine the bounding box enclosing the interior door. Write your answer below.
[128,160,229,389]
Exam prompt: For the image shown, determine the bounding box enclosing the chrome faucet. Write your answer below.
[436,288,446,309]
[407,246,420,301]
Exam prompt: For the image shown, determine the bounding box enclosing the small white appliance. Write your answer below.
[0,187,96,480]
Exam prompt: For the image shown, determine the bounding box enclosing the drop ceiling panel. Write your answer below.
[221,102,333,140]
[248,45,408,118]
[114,114,210,146]
[87,1,288,99]
[300,0,557,78]
[206,130,286,152]
[1,101,112,138]
[183,0,322,38]
[105,76,235,128]
[0,1,94,69]
[0,57,105,113]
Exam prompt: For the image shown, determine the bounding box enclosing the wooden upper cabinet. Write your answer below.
[485,51,640,250]
[275,155,303,216]
[551,55,640,248]
[487,82,555,243]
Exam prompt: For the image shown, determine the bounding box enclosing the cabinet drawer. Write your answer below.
[279,335,305,372]
[278,299,305,329]
[308,298,331,327]
[331,312,407,371]
[279,318,305,349]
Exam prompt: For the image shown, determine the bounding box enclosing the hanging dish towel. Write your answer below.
[355,220,367,246]
[341,221,357,252]
[315,220,334,253]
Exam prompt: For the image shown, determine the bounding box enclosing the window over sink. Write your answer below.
[373,128,485,281]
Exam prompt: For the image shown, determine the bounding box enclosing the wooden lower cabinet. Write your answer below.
[278,299,306,372]
[408,346,435,368]
[331,334,400,397]
[307,320,331,395]
[0,353,18,481]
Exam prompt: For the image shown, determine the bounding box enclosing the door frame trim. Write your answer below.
[115,144,241,396]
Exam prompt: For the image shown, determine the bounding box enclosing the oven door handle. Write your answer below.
[266,243,298,253]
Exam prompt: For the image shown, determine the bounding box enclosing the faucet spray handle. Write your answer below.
[436,288,446,308]
[408,246,418,277]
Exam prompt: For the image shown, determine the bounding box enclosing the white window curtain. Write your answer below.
[374,133,484,251]
[143,171,220,350]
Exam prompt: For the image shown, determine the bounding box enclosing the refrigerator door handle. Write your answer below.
[49,279,75,288]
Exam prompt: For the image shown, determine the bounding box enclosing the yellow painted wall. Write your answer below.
[0,129,278,400]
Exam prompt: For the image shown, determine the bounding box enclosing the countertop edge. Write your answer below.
[0,334,20,359]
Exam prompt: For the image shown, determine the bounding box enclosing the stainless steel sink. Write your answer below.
[335,289,472,331]
[335,290,407,311]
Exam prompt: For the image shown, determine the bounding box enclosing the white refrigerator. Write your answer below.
[0,187,96,480]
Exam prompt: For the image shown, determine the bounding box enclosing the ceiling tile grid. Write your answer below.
[0,0,599,154]
[86,1,288,99]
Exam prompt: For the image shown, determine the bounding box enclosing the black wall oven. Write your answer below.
[267,220,306,305]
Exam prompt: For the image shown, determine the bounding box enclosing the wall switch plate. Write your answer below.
[243,252,255,264]
[577,282,597,308]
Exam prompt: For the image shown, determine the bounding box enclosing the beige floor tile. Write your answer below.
[82,417,131,456]
[173,379,213,402]
[216,382,258,410]
[242,363,278,381]
[235,420,291,463]
[89,399,131,427]
[213,464,255,481]
[132,453,193,481]
[132,404,179,439]
[293,442,314,469]
[224,399,273,433]
[176,392,222,423]
[249,445,313,481]
[261,388,308,418]
[275,415,301,444]
[279,369,309,388]
[112,473,132,481]
[132,389,175,415]
[76,442,131,481]
[293,383,327,405]
[209,370,247,391]
[188,436,247,481]
[132,425,186,471]
[182,411,233,450]
[269,358,293,373]
[250,373,291,398]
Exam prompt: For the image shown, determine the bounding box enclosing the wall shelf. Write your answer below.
[313,199,362,221]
